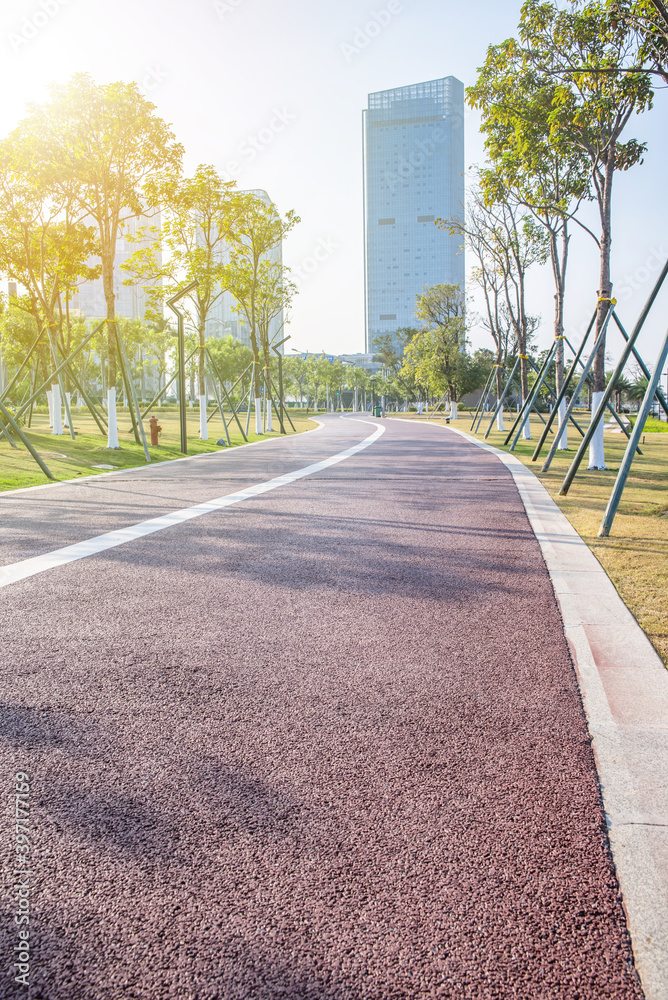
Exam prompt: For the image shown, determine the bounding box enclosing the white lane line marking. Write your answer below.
[0,419,326,498]
[0,422,385,590]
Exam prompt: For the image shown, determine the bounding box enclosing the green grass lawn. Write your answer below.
[392,410,668,668]
[0,404,314,492]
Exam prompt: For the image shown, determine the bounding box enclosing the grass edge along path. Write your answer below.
[0,407,315,493]
[390,412,668,670]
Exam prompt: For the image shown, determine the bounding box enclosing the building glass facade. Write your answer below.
[363,77,465,353]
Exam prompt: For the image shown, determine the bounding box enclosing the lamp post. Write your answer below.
[166,281,198,454]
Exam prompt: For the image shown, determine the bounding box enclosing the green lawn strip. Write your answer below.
[0,406,314,493]
[390,411,668,668]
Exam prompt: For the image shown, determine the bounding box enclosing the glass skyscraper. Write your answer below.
[363,77,465,352]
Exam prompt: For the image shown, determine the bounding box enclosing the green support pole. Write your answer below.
[205,353,231,446]
[115,326,150,463]
[206,348,248,442]
[484,357,520,439]
[45,330,76,441]
[0,398,54,479]
[245,363,255,438]
[16,320,106,421]
[505,343,558,448]
[166,281,198,456]
[0,411,18,448]
[140,348,198,420]
[531,316,597,462]
[0,330,42,403]
[599,326,668,536]
[542,306,614,474]
[612,311,668,419]
[470,367,495,430]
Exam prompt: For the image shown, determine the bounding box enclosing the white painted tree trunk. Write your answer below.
[47,390,54,427]
[107,388,120,449]
[450,401,458,420]
[588,390,607,469]
[199,395,208,440]
[77,393,83,410]
[267,401,273,431]
[557,398,568,450]
[521,414,532,439]
[496,409,505,432]
[255,397,262,434]
[51,384,63,435]
[64,392,72,427]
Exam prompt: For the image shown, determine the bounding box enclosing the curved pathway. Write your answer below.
[0,416,643,999]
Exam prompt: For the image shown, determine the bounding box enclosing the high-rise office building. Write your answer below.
[363,77,465,353]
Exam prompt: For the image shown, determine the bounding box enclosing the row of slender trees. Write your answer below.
[0,73,298,445]
[442,0,667,464]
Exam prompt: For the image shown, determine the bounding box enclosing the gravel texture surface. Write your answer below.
[0,416,643,999]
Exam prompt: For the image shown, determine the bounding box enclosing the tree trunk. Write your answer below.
[590,160,614,469]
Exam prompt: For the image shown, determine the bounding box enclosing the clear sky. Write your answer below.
[1,0,667,367]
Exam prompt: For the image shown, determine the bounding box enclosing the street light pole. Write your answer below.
[166,282,198,454]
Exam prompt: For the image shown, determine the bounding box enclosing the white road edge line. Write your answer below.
[0,421,384,590]
[0,418,326,498]
[394,417,668,1000]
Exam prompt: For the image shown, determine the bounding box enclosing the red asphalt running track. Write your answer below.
[0,416,642,999]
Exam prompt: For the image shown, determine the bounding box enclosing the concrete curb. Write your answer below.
[434,424,668,1000]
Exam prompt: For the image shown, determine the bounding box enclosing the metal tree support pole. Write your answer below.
[245,363,255,438]
[509,350,558,450]
[0,411,18,447]
[53,348,108,433]
[475,367,501,432]
[0,397,54,479]
[542,306,614,473]
[115,326,151,463]
[27,365,37,428]
[206,348,249,443]
[470,367,496,430]
[484,357,520,438]
[140,348,198,420]
[45,329,76,441]
[16,320,106,421]
[0,330,42,403]
[272,335,291,435]
[557,289,665,494]
[205,353,231,446]
[166,282,198,455]
[560,333,634,442]
[599,326,668,537]
[612,312,668,419]
[531,318,596,461]
[505,343,558,448]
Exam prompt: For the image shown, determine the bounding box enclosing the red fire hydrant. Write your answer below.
[149,415,162,446]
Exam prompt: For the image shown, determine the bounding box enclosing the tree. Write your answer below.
[403,284,470,418]
[468,36,591,447]
[442,187,547,435]
[122,164,248,437]
[0,136,99,404]
[606,2,668,81]
[518,0,653,465]
[226,194,299,433]
[13,73,184,446]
